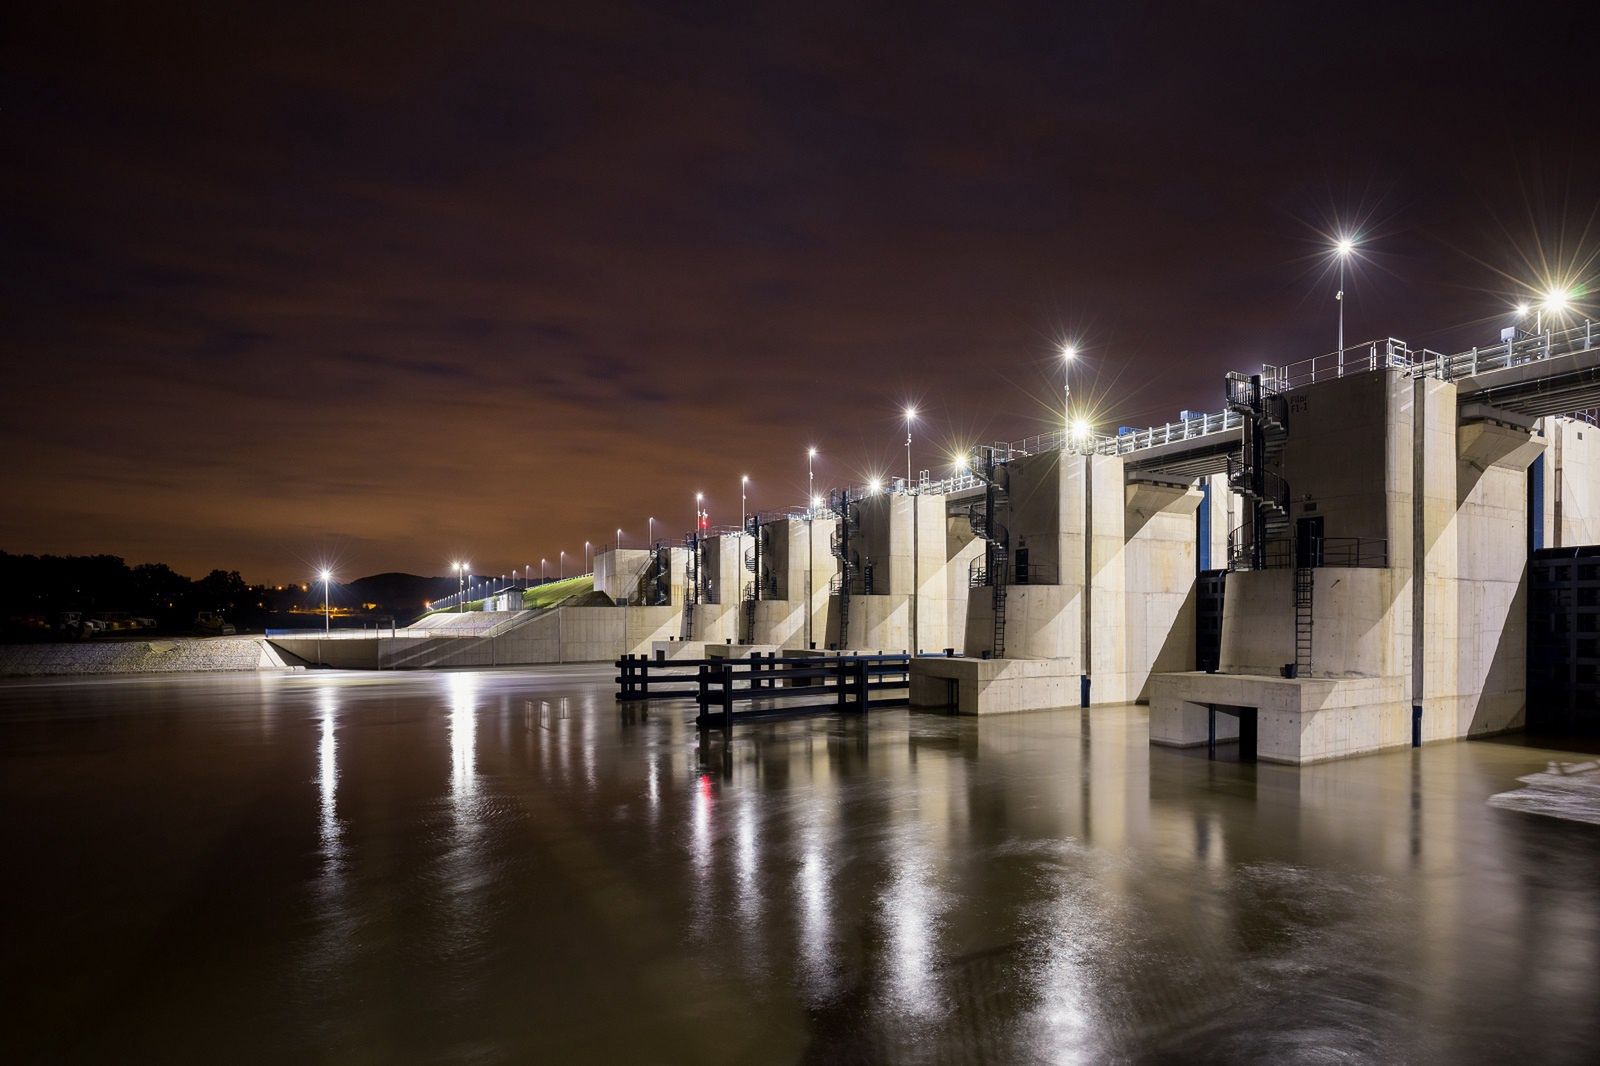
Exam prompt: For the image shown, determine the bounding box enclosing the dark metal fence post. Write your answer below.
[853,658,869,711]
[720,664,734,729]
[836,657,848,711]
[696,663,709,726]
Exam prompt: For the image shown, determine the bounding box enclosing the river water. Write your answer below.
[2,667,1597,1063]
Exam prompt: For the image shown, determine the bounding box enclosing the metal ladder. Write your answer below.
[1294,567,1313,673]
[967,446,1012,657]
[991,544,1009,657]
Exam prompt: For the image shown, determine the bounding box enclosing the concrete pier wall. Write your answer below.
[956,450,1204,701]
[1152,365,1599,763]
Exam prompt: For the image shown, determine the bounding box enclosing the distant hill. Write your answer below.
[344,572,458,612]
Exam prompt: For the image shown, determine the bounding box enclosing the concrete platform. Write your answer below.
[910,656,1083,715]
[1149,671,1409,764]
[650,639,708,660]
[705,643,782,660]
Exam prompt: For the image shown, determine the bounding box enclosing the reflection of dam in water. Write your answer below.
[270,317,1600,764]
[2,667,1597,1060]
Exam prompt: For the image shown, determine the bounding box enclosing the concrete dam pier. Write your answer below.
[270,319,1600,764]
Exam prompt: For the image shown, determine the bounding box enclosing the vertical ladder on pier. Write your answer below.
[1293,566,1313,674]
[992,545,1009,658]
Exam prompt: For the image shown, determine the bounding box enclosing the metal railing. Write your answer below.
[426,577,527,613]
[1229,536,1389,572]
[968,559,1060,588]
[1409,317,1597,383]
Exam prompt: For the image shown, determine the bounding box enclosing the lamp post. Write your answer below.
[807,447,817,513]
[559,550,566,580]
[1335,236,1355,366]
[541,557,547,581]
[453,561,465,613]
[904,408,916,489]
[585,540,591,572]
[648,516,655,546]
[1061,344,1076,440]
[741,475,749,528]
[695,492,704,532]
[320,569,332,634]
[616,527,623,553]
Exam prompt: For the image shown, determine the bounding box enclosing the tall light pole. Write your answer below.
[320,569,332,634]
[807,447,817,512]
[585,540,591,571]
[541,557,547,581]
[453,561,464,613]
[1061,344,1076,438]
[648,516,655,546]
[616,527,623,552]
[904,407,917,489]
[741,475,749,528]
[695,491,704,532]
[559,550,566,580]
[1335,236,1355,363]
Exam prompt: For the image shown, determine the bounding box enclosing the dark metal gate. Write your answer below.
[1528,545,1600,733]
[1196,568,1226,672]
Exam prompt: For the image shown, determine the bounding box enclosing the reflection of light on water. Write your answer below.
[883,837,943,1018]
[450,673,478,804]
[795,819,833,1001]
[581,702,596,790]
[318,689,341,857]
[1027,851,1099,1062]
[689,773,715,935]
[736,800,760,925]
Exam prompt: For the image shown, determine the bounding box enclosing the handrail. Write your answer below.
[969,559,1060,587]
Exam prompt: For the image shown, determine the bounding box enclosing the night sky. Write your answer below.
[5,2,1596,583]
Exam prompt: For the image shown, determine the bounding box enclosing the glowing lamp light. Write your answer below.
[868,478,883,493]
[1071,418,1092,439]
[1334,237,1355,257]
[904,406,917,422]
[1061,344,1077,361]
[1515,302,1531,318]
[1543,288,1571,314]
[811,494,823,509]
[319,569,332,583]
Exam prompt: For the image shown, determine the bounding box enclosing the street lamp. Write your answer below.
[741,474,749,528]
[1540,287,1572,332]
[1061,344,1076,435]
[904,407,917,489]
[616,527,623,553]
[695,491,705,532]
[585,540,591,571]
[807,447,817,515]
[1334,236,1356,361]
[320,569,332,634]
[453,561,465,613]
[559,550,566,580]
[541,557,547,581]
[648,516,655,546]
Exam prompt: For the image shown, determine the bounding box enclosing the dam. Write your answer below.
[267,318,1600,764]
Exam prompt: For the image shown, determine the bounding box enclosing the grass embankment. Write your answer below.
[522,575,595,608]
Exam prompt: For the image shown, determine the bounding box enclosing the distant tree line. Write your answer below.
[0,551,256,635]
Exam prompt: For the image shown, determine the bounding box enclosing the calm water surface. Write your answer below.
[2,667,1598,1063]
